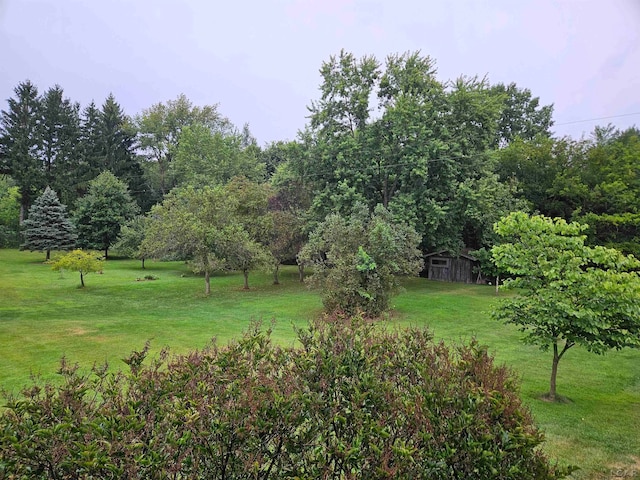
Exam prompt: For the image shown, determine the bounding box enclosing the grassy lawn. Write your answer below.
[0,249,638,479]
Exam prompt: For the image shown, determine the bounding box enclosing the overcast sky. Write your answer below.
[1,0,639,145]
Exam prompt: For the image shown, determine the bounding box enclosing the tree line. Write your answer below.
[2,50,640,313]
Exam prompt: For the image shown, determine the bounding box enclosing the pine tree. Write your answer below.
[77,101,103,198]
[21,186,76,261]
[99,94,147,208]
[0,80,44,222]
[39,85,82,207]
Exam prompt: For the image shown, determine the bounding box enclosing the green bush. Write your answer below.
[0,225,20,248]
[0,317,571,479]
[298,204,424,317]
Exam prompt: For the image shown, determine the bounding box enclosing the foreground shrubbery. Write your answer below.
[0,316,570,479]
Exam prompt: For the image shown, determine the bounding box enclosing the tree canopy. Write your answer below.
[1,62,638,280]
[136,94,232,196]
[295,50,553,253]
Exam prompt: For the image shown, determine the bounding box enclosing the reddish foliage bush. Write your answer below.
[0,316,572,479]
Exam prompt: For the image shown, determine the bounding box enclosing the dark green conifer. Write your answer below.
[0,80,43,222]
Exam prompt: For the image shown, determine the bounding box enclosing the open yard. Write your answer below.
[0,249,638,479]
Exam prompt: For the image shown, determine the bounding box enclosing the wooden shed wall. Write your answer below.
[428,256,476,284]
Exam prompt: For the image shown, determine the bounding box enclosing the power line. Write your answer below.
[555,112,640,126]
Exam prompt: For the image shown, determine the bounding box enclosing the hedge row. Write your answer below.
[0,316,571,479]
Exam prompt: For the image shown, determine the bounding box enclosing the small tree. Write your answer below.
[21,186,76,260]
[491,212,640,401]
[267,209,307,284]
[0,178,21,247]
[471,246,508,294]
[298,203,423,316]
[114,215,147,268]
[50,249,104,287]
[141,186,264,294]
[74,171,139,259]
[220,226,273,290]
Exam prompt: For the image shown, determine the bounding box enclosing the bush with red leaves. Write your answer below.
[0,316,573,479]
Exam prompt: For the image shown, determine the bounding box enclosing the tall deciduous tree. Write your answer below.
[170,124,265,188]
[491,212,640,401]
[21,186,76,260]
[0,80,43,222]
[300,51,539,254]
[136,94,231,196]
[490,82,554,147]
[299,203,423,316]
[74,171,139,259]
[495,135,583,219]
[572,128,640,255]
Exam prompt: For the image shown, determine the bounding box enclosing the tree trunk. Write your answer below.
[243,269,250,290]
[273,264,280,285]
[205,270,211,295]
[80,270,85,287]
[46,249,50,261]
[549,341,560,401]
[19,198,27,224]
[298,264,305,283]
[141,257,145,269]
[104,247,109,260]
[383,175,389,208]
[495,274,500,295]
[548,339,573,401]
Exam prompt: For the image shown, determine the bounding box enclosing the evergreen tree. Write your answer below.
[79,95,148,209]
[0,80,43,222]
[39,85,82,207]
[77,101,103,197]
[98,94,148,208]
[74,171,138,259]
[80,101,102,168]
[21,186,76,260]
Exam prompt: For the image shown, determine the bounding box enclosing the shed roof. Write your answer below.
[424,249,478,262]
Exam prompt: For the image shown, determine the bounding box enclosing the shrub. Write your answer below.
[0,317,572,479]
[298,204,423,317]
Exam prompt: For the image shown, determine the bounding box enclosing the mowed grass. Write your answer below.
[1,249,639,479]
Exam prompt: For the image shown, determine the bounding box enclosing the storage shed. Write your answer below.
[425,250,479,284]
